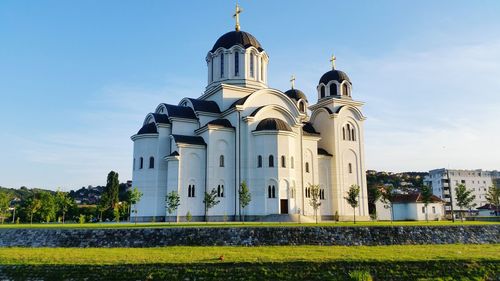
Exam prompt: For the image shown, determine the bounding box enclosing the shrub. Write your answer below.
[186,211,192,222]
[349,270,373,281]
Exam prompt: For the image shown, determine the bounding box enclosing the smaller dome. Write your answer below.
[255,118,292,132]
[319,69,350,85]
[211,30,264,53]
[284,89,308,103]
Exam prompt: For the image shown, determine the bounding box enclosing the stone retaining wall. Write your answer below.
[0,225,498,247]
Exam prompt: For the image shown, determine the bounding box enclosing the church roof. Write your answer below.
[284,89,308,102]
[171,134,206,146]
[319,69,351,85]
[163,104,198,120]
[302,122,320,136]
[317,148,333,157]
[151,113,170,124]
[187,98,221,114]
[231,95,251,108]
[207,118,234,128]
[168,151,179,157]
[137,123,158,135]
[255,118,292,132]
[211,30,264,53]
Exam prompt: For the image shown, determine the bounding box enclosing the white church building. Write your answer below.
[131,7,369,222]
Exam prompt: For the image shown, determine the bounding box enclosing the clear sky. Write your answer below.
[1,0,500,190]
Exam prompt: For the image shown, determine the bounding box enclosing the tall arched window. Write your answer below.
[250,54,255,77]
[268,185,272,198]
[330,83,337,96]
[257,155,262,168]
[320,85,325,98]
[299,101,305,112]
[269,155,274,167]
[348,163,353,174]
[305,162,310,173]
[272,185,276,198]
[291,157,294,169]
[342,127,346,140]
[149,156,154,169]
[343,83,349,96]
[347,124,352,141]
[234,52,239,76]
[139,157,144,169]
[220,53,224,78]
[219,155,225,167]
[351,128,356,141]
[188,185,196,197]
[281,155,286,168]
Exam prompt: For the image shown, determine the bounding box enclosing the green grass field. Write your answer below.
[0,244,498,265]
[0,220,497,229]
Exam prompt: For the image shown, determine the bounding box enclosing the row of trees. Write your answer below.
[0,171,144,224]
[164,181,252,222]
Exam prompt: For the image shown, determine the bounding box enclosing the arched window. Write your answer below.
[342,127,346,140]
[220,53,224,78]
[330,83,337,96]
[219,155,225,167]
[139,157,144,169]
[343,83,349,96]
[305,187,310,198]
[250,54,255,77]
[281,155,286,168]
[320,85,325,98]
[257,155,262,168]
[149,157,154,169]
[272,185,276,198]
[351,128,356,141]
[269,155,274,167]
[347,124,352,141]
[291,157,294,169]
[348,163,353,174]
[217,185,224,197]
[299,101,305,112]
[234,52,239,76]
[305,162,310,173]
[188,185,195,197]
[268,185,272,198]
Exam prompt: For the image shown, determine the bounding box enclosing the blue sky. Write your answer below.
[1,0,500,190]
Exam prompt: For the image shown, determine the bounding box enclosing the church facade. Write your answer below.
[131,9,369,222]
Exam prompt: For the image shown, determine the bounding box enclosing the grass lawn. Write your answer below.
[0,220,498,229]
[0,244,498,265]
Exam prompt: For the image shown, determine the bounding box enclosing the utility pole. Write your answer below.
[446,169,455,223]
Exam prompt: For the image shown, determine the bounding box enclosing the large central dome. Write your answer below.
[210,30,264,53]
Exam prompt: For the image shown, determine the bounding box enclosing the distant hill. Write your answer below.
[0,186,54,201]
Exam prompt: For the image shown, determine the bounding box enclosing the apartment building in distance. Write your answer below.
[424,169,499,215]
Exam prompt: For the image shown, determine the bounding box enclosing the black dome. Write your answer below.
[319,69,350,85]
[284,89,308,102]
[255,118,292,132]
[211,31,263,53]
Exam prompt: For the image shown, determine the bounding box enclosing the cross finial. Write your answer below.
[233,4,243,31]
[290,75,296,89]
[330,54,336,70]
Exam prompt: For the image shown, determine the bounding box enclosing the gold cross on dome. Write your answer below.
[330,54,336,70]
[290,75,296,89]
[233,4,243,31]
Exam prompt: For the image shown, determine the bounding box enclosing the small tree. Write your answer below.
[186,211,192,222]
[380,185,395,223]
[165,191,180,223]
[308,184,322,224]
[97,193,109,222]
[420,184,433,222]
[0,192,12,224]
[344,184,360,224]
[455,184,476,222]
[129,187,143,224]
[203,188,220,222]
[55,190,73,224]
[25,196,42,225]
[239,181,252,222]
[485,183,500,216]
